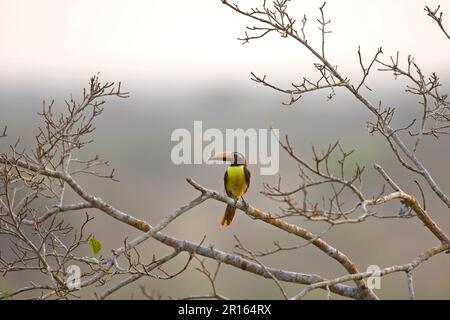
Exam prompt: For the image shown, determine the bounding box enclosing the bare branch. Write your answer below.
[425,5,450,40]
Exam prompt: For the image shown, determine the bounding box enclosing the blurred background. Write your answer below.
[1,0,450,299]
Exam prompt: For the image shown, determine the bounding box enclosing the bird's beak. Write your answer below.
[209,152,234,162]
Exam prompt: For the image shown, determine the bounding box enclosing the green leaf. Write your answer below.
[1,290,11,300]
[88,237,102,255]
[83,256,100,264]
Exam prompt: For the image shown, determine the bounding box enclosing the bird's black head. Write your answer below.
[231,152,247,166]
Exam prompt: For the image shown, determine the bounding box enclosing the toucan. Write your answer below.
[210,151,251,227]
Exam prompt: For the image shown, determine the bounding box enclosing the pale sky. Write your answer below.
[0,0,449,84]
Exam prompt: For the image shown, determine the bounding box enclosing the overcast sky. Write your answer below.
[1,0,449,85]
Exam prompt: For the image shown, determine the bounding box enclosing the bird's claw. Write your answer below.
[241,197,249,209]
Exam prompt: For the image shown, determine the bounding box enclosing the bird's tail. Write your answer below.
[220,204,237,228]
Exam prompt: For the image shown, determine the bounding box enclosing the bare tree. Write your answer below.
[1,1,449,300]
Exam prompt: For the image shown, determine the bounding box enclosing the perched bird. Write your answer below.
[210,152,251,227]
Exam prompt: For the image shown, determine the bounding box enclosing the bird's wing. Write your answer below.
[243,167,251,194]
[224,170,232,197]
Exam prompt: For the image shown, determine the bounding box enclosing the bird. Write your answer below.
[210,151,251,227]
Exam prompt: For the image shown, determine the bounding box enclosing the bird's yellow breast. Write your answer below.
[226,165,248,199]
